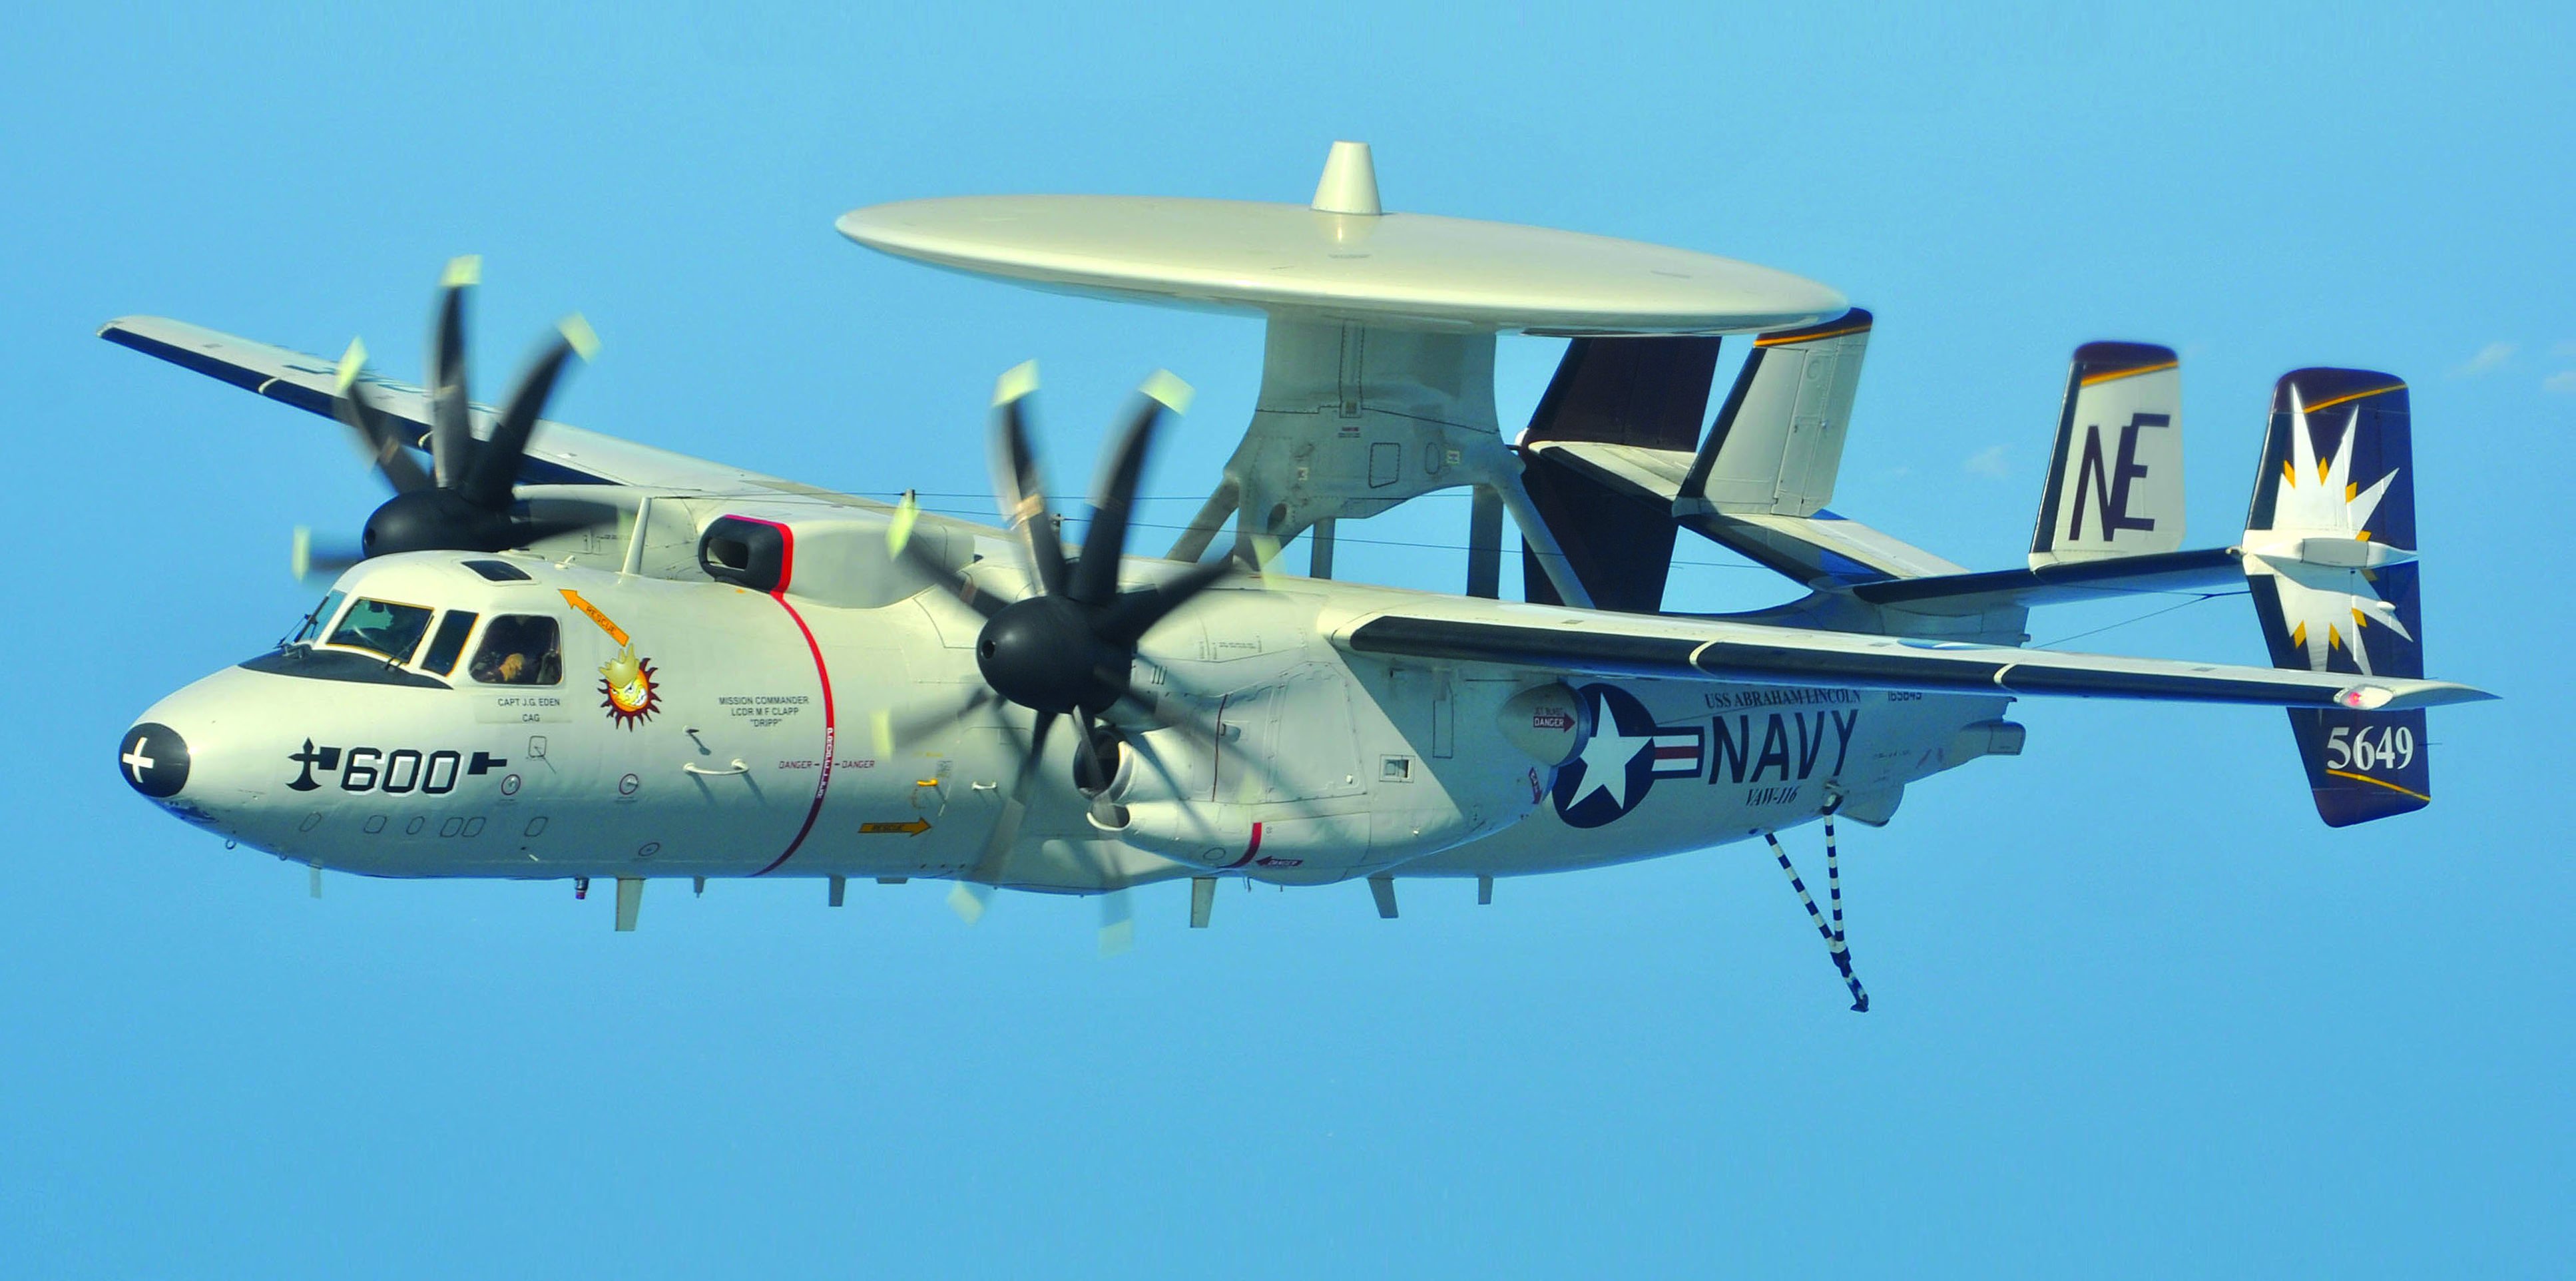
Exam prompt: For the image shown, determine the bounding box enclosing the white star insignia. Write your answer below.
[1567,699,1653,811]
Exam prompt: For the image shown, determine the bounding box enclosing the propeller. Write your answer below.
[1071,840,1138,957]
[297,257,617,578]
[880,364,1242,925]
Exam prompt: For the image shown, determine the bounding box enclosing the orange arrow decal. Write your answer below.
[559,589,631,646]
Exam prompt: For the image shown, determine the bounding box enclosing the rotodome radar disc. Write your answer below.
[838,183,1845,335]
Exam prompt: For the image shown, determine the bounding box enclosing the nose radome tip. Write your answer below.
[119,721,192,799]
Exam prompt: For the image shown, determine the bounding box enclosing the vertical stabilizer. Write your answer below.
[1677,310,1872,517]
[2029,342,2184,567]
[2241,369,2430,825]
[1516,336,1722,611]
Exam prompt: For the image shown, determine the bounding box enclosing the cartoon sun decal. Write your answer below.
[2241,385,2415,674]
[598,642,661,727]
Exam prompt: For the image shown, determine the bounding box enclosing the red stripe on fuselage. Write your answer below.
[737,519,834,878]
[1219,820,1265,870]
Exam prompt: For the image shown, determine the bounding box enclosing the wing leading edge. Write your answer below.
[99,316,791,495]
[1338,603,2489,711]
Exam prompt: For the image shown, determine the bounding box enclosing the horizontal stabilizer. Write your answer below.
[1519,430,1967,591]
[1678,509,1965,587]
[1340,603,2489,711]
[1852,546,2243,611]
[1521,310,1959,595]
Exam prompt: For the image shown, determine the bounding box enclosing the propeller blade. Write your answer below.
[1105,663,1288,801]
[945,870,999,924]
[890,528,1007,621]
[1106,656,1226,734]
[989,362,1069,597]
[872,686,994,758]
[1069,714,1117,795]
[1113,728,1198,815]
[461,315,595,511]
[332,339,433,495]
[1057,832,1137,956]
[886,489,921,557]
[1068,371,1192,606]
[1114,679,1228,751]
[1011,708,1058,800]
[1097,557,1234,648]
[291,527,364,583]
[950,708,1057,923]
[505,511,621,549]
[1097,886,1135,956]
[427,255,479,490]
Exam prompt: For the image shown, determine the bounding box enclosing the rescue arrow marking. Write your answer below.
[559,589,631,646]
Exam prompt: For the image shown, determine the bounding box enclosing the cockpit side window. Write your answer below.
[469,615,563,686]
[292,590,347,646]
[420,611,480,676]
[326,597,434,662]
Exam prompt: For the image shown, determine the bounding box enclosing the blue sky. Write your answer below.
[5,3,2569,1276]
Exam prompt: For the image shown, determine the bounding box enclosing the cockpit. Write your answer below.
[264,557,566,689]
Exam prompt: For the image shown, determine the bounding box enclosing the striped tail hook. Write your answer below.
[1764,801,1870,1012]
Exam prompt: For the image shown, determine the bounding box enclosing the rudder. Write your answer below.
[2030,342,2186,567]
[2240,368,2430,825]
[1677,309,1872,518]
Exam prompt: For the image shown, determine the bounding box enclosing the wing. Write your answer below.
[100,316,794,494]
[1336,595,2490,710]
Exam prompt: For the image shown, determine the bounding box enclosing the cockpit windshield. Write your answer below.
[326,597,434,662]
[291,590,346,646]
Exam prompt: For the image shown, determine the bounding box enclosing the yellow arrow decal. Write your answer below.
[559,589,631,646]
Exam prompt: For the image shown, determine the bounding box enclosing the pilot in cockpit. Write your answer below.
[468,614,563,686]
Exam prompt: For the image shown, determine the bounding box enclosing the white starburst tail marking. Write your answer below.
[2240,386,2414,674]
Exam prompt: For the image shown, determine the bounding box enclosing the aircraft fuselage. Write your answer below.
[124,540,2015,896]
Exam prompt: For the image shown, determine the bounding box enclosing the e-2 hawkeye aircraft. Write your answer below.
[107,144,2487,1007]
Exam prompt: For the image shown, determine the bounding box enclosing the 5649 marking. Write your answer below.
[2324,723,2415,773]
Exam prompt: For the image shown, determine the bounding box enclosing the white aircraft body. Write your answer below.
[109,145,2485,1005]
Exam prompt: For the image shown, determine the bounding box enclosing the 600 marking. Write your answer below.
[286,740,509,794]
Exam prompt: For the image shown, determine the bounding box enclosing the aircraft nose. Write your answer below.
[121,665,265,825]
[118,720,194,800]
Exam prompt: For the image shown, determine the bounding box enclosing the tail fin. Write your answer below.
[1519,312,1973,601]
[1676,309,1872,517]
[1515,335,1722,611]
[2240,369,2430,825]
[2029,342,2185,567]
